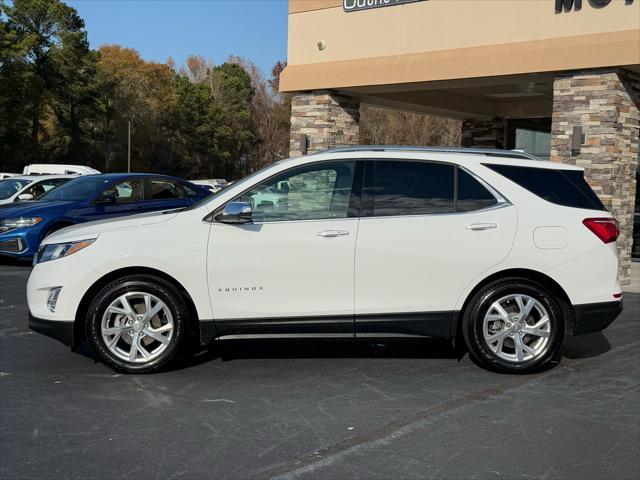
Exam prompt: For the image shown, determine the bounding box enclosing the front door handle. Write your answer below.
[466,223,497,231]
[317,229,350,238]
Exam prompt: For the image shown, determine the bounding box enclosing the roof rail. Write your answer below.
[318,145,542,161]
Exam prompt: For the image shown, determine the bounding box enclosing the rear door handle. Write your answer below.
[317,229,350,238]
[466,223,497,231]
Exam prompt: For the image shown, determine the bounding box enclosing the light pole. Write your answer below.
[127,119,131,173]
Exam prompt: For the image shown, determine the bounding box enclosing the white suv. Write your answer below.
[27,147,623,373]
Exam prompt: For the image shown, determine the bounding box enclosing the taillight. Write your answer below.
[582,218,619,244]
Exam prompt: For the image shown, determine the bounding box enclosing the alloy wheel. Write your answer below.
[101,292,174,363]
[482,293,551,363]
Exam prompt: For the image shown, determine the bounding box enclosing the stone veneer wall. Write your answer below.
[461,118,507,149]
[289,91,360,157]
[551,68,640,285]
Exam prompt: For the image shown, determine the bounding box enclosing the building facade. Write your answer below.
[280,0,640,284]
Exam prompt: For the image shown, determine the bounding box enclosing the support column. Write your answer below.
[289,90,360,157]
[461,118,507,149]
[551,69,640,285]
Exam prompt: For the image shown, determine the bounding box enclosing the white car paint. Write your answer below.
[191,179,228,193]
[27,149,620,347]
[22,164,100,175]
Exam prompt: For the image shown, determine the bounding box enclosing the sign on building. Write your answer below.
[343,0,425,13]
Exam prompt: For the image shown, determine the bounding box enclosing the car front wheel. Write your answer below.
[85,275,186,373]
[462,278,564,373]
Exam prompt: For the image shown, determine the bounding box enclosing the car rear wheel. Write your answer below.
[462,278,564,373]
[85,275,186,373]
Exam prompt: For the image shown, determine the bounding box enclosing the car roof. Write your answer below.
[2,174,78,181]
[69,173,185,180]
[305,146,583,171]
[322,145,543,160]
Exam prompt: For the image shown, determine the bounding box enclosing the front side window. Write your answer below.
[234,161,356,222]
[373,161,455,216]
[99,180,144,203]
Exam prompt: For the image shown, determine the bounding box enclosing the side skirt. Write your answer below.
[355,311,455,338]
[199,311,457,345]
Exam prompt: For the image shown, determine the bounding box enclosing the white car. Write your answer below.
[0,175,76,205]
[190,179,228,193]
[27,147,622,373]
[22,164,100,175]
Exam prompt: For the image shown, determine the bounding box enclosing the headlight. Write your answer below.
[0,217,43,233]
[35,239,96,265]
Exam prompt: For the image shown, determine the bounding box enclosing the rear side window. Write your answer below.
[484,164,605,211]
[99,180,144,203]
[150,179,185,200]
[182,183,201,198]
[373,161,454,216]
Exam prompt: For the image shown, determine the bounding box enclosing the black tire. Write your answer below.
[462,278,564,374]
[85,274,187,373]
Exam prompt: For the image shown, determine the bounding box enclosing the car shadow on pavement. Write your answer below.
[164,338,463,372]
[171,331,613,373]
[218,338,460,360]
[561,331,611,359]
[0,256,32,267]
[78,332,611,373]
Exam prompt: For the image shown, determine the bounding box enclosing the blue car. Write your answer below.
[0,173,211,259]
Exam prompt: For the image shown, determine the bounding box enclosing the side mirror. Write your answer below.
[94,195,116,205]
[17,193,34,201]
[215,201,252,224]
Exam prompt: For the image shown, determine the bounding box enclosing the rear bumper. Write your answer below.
[572,301,622,335]
[29,313,74,347]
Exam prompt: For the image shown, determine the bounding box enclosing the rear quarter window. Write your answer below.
[456,169,498,212]
[484,164,605,211]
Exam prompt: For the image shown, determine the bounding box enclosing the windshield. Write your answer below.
[40,177,110,202]
[0,179,32,200]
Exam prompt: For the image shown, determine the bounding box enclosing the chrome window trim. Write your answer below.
[358,201,513,222]
[204,156,513,224]
[211,216,359,227]
[458,164,511,206]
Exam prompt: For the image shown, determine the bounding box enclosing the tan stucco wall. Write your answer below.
[288,0,639,65]
[283,0,640,91]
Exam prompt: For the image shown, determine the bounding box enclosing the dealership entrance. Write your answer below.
[281,0,639,284]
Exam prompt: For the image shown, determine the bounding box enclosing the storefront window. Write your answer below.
[514,128,551,160]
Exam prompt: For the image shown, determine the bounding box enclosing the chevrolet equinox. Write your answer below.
[27,147,623,373]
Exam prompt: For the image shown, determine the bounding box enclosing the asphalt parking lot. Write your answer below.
[1,263,639,480]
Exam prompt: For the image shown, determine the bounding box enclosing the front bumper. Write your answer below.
[0,237,25,253]
[29,313,74,347]
[0,228,38,257]
[572,300,623,335]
